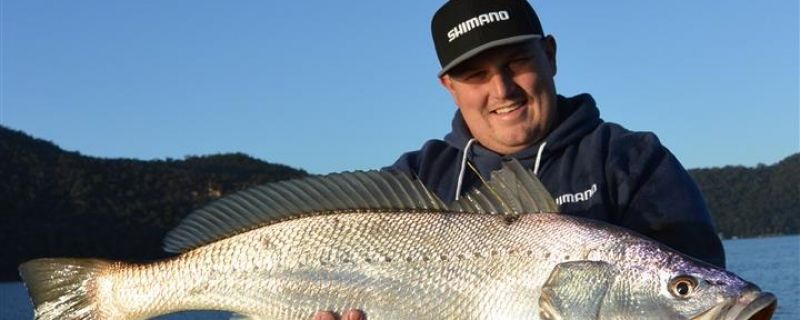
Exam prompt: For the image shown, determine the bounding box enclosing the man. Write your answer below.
[316,0,724,318]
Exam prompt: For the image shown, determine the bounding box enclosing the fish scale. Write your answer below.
[102,212,617,319]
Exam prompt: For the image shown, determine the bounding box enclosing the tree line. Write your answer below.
[0,126,307,281]
[689,153,799,238]
[1,125,797,281]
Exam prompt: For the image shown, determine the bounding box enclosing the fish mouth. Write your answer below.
[726,291,777,320]
[693,290,777,320]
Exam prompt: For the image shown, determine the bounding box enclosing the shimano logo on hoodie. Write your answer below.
[555,184,598,206]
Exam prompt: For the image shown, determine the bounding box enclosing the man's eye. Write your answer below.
[509,57,533,67]
[508,57,536,74]
[463,71,487,81]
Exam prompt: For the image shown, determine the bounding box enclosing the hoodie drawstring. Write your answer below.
[454,138,477,201]
[533,142,547,176]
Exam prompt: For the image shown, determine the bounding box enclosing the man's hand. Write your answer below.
[313,309,364,320]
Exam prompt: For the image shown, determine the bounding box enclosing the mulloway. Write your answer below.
[20,160,777,319]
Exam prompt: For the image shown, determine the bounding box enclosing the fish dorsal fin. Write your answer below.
[451,159,560,214]
[163,169,448,253]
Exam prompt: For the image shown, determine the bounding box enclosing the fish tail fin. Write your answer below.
[19,258,114,320]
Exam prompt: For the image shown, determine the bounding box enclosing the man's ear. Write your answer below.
[440,75,457,96]
[544,35,557,76]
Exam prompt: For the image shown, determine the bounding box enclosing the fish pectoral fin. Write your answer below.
[538,260,618,320]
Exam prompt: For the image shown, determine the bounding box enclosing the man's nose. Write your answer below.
[489,67,518,99]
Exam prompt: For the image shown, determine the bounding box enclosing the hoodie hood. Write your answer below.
[545,93,603,151]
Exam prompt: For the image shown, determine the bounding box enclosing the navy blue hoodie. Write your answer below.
[389,93,725,268]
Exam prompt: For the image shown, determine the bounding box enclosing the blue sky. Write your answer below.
[2,1,797,174]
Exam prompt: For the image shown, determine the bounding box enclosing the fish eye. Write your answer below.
[669,275,698,299]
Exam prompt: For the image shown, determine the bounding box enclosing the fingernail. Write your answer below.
[346,310,363,320]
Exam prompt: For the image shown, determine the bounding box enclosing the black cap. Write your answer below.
[432,0,544,77]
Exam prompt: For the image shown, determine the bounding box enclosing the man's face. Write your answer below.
[441,37,558,155]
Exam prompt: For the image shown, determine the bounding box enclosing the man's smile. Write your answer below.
[490,101,527,119]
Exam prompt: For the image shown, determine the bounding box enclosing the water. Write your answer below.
[722,235,799,319]
[1,235,798,319]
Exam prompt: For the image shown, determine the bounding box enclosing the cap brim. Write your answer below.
[437,34,542,77]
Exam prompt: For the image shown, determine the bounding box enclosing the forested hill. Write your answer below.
[0,126,308,281]
[0,125,797,281]
[689,153,799,238]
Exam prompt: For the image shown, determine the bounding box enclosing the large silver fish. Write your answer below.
[20,161,776,319]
